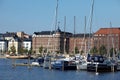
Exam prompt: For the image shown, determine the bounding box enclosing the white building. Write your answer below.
[0,39,7,53]
[8,38,21,54]
[23,39,32,51]
[0,32,32,54]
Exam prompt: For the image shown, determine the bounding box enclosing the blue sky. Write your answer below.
[0,0,120,34]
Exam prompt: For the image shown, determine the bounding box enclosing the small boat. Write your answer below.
[6,55,29,59]
[76,54,91,70]
[87,56,117,72]
[53,59,77,70]
[37,57,44,65]
[115,58,120,71]
[31,62,40,66]
[76,60,90,70]
[43,56,52,69]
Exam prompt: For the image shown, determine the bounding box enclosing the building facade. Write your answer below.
[0,32,31,54]
[23,38,32,51]
[8,38,22,54]
[69,34,93,54]
[93,28,120,54]
[0,39,7,53]
[32,28,72,54]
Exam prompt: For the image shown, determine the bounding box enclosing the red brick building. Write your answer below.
[93,28,120,53]
[69,34,93,54]
[32,28,72,54]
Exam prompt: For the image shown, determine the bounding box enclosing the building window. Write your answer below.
[116,34,118,36]
[26,47,28,49]
[26,43,29,46]
[99,34,101,36]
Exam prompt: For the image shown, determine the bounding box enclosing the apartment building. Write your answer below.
[23,38,32,51]
[93,28,120,53]
[0,39,7,53]
[0,32,31,54]
[32,28,72,54]
[69,34,93,54]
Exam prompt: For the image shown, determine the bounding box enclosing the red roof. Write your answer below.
[95,28,120,34]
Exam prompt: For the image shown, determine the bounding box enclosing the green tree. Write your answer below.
[117,50,120,56]
[24,48,28,54]
[44,48,47,53]
[80,50,84,55]
[33,50,36,54]
[28,49,32,55]
[75,47,79,54]
[110,48,116,57]
[10,45,16,54]
[39,46,43,54]
[56,50,60,54]
[18,47,24,55]
[90,46,98,55]
[99,45,107,56]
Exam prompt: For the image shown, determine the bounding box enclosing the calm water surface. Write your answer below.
[0,59,120,80]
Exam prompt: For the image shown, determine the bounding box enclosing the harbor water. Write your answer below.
[0,59,120,80]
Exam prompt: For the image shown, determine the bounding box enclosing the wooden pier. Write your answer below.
[12,63,40,67]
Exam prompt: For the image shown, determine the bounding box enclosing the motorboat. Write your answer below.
[87,56,117,72]
[52,58,77,70]
[43,56,52,69]
[31,57,44,67]
[76,60,90,70]
[31,62,40,66]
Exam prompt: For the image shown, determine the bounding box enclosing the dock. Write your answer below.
[12,63,40,67]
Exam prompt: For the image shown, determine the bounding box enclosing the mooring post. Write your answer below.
[62,61,64,71]
[96,63,99,75]
[12,59,16,68]
[49,58,51,70]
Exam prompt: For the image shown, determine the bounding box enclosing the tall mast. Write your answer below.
[80,16,86,56]
[53,0,59,53]
[110,22,115,60]
[74,16,76,54]
[84,16,87,56]
[64,16,66,54]
[55,0,59,31]
[107,27,110,59]
[88,0,94,54]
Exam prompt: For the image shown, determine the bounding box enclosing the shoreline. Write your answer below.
[0,56,6,59]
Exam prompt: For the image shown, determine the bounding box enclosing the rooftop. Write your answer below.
[95,28,120,34]
[71,33,92,38]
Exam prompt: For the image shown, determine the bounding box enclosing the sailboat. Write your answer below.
[76,0,95,70]
[43,0,59,69]
[76,16,88,70]
[52,16,77,70]
[87,23,118,72]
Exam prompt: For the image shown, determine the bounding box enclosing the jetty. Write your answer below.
[12,63,40,67]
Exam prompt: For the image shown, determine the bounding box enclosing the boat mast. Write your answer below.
[107,27,110,59]
[88,0,94,54]
[110,22,115,60]
[74,16,76,54]
[55,0,59,31]
[64,16,66,54]
[52,0,59,53]
[84,16,87,57]
[80,16,86,56]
